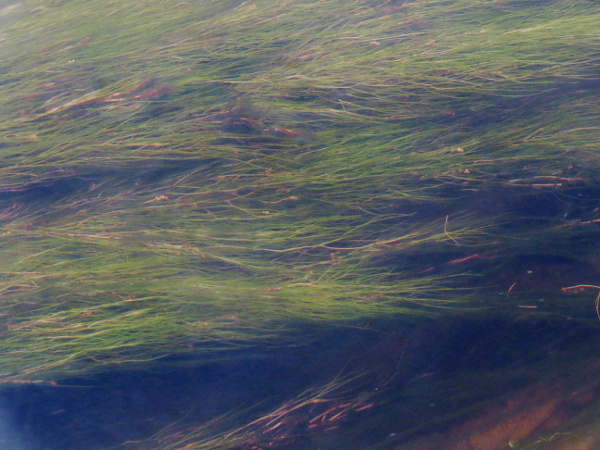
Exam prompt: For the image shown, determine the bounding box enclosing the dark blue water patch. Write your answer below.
[0,354,316,449]
[0,314,596,449]
[378,182,600,278]
[306,315,600,450]
[0,397,31,450]
[0,177,94,204]
[492,253,597,292]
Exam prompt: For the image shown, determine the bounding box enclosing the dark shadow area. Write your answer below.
[1,314,597,449]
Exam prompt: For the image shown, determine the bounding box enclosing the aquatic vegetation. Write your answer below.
[0,0,599,446]
[0,0,498,384]
[154,370,378,449]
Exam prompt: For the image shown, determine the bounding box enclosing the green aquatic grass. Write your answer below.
[0,190,477,381]
[0,0,598,388]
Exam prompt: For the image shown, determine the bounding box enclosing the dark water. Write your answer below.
[1,311,599,449]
